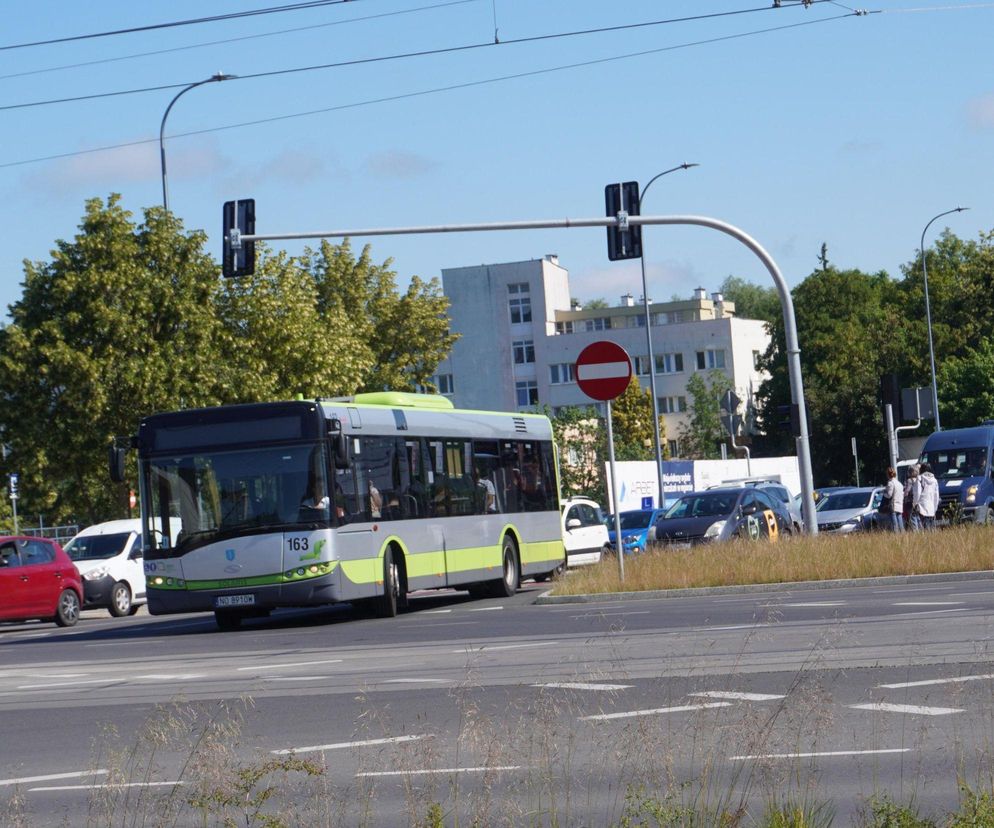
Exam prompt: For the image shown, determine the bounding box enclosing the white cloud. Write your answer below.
[363,150,437,179]
[967,93,994,129]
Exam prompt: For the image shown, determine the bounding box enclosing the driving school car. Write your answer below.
[653,487,791,548]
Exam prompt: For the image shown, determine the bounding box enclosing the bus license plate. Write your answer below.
[215,594,255,608]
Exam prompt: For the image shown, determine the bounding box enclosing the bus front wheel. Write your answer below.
[376,549,403,618]
[492,537,520,598]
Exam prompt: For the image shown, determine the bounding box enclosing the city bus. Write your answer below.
[109,392,565,629]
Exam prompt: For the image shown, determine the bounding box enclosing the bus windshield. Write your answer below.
[145,442,329,555]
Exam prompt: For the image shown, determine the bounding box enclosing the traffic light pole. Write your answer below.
[231,212,819,534]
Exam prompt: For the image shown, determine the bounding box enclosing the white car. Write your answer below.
[561,496,610,568]
[63,519,146,617]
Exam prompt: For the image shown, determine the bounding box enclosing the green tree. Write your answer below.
[679,370,733,459]
[0,195,222,525]
[304,239,457,392]
[937,340,994,428]
[549,405,606,504]
[719,275,780,324]
[610,376,667,461]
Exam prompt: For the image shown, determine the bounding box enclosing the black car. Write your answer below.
[654,487,793,548]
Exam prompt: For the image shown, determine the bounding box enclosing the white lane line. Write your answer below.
[894,608,969,616]
[357,765,525,778]
[948,591,994,597]
[237,660,342,671]
[453,642,557,653]
[733,748,910,761]
[21,673,88,679]
[384,678,453,684]
[533,682,633,691]
[273,735,431,755]
[548,603,628,612]
[893,601,965,606]
[264,676,328,682]
[569,611,651,618]
[136,674,206,681]
[422,609,452,614]
[468,606,504,612]
[707,624,773,631]
[778,602,845,607]
[0,770,108,787]
[689,691,786,702]
[581,702,731,721]
[16,678,115,690]
[31,781,184,791]
[878,673,994,689]
[849,702,963,716]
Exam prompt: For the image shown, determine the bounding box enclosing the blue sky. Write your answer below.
[1,0,991,317]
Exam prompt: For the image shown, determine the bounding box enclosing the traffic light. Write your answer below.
[222,198,256,278]
[605,182,642,261]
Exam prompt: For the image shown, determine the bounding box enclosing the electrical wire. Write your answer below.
[0,12,857,171]
[0,0,480,82]
[0,0,850,113]
[0,0,362,52]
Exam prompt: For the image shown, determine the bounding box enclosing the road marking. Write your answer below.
[31,781,184,791]
[468,606,503,612]
[732,748,910,760]
[264,676,327,682]
[570,611,651,618]
[878,673,994,689]
[16,678,114,690]
[849,702,963,716]
[453,642,557,653]
[707,624,773,631]
[136,674,206,681]
[273,734,431,755]
[894,608,968,616]
[384,678,452,684]
[0,770,108,787]
[689,691,785,702]
[422,609,452,614]
[778,602,845,607]
[533,682,633,691]
[356,765,524,778]
[893,601,964,606]
[581,702,731,721]
[548,603,628,612]
[21,673,88,679]
[237,660,342,671]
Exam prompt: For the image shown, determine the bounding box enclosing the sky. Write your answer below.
[1,0,992,318]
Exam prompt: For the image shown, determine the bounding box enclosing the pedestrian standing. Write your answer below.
[903,465,919,528]
[915,463,940,530]
[882,466,904,532]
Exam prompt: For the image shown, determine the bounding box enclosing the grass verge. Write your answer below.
[553,525,994,596]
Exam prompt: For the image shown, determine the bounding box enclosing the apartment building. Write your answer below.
[430,256,770,455]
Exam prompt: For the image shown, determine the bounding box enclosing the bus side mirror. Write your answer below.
[328,419,349,469]
[109,444,127,483]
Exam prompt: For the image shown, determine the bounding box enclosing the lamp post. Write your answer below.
[638,162,699,505]
[160,73,236,212]
[920,206,968,431]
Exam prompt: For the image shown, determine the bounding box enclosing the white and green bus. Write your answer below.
[110,392,565,630]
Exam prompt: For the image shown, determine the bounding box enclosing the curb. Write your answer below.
[532,569,994,604]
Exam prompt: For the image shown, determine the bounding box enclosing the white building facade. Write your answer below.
[431,256,771,456]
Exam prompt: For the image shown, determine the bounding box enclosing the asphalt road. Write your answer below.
[2,575,993,826]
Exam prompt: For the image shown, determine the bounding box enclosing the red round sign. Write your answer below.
[575,340,633,401]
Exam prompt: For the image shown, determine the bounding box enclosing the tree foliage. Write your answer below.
[610,376,667,462]
[549,405,606,505]
[679,370,733,459]
[719,275,780,325]
[0,196,455,526]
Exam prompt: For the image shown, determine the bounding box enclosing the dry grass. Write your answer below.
[554,525,994,596]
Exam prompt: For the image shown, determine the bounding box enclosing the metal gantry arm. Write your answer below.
[231,212,818,533]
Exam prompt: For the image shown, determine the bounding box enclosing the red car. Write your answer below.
[0,536,82,627]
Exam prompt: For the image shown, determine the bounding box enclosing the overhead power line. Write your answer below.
[0,1,851,113]
[0,0,362,52]
[0,12,859,171]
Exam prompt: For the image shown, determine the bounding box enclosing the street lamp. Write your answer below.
[159,72,237,212]
[638,162,699,503]
[920,206,968,431]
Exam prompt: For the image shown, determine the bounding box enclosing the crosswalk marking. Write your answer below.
[849,702,963,716]
[533,682,633,691]
[689,691,785,702]
[878,673,994,689]
[581,702,731,721]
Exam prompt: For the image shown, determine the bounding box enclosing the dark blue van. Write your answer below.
[918,423,994,523]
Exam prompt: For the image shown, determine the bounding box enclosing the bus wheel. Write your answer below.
[376,549,401,618]
[493,537,519,598]
[215,611,243,631]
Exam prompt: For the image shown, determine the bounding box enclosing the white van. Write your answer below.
[63,519,145,617]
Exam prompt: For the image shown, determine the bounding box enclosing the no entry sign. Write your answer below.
[576,340,632,401]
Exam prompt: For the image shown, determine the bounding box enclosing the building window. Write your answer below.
[657,396,688,414]
[583,317,611,332]
[555,320,574,335]
[634,356,651,376]
[696,349,726,370]
[516,381,539,407]
[512,339,535,364]
[509,296,532,324]
[626,315,646,328]
[655,352,684,374]
[549,363,575,385]
[753,350,762,370]
[667,439,680,457]
[508,282,529,294]
[435,374,454,395]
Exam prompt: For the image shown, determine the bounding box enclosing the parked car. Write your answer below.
[63,519,145,617]
[605,508,667,555]
[654,487,793,547]
[0,536,83,627]
[814,487,884,533]
[561,496,610,568]
[708,479,803,533]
